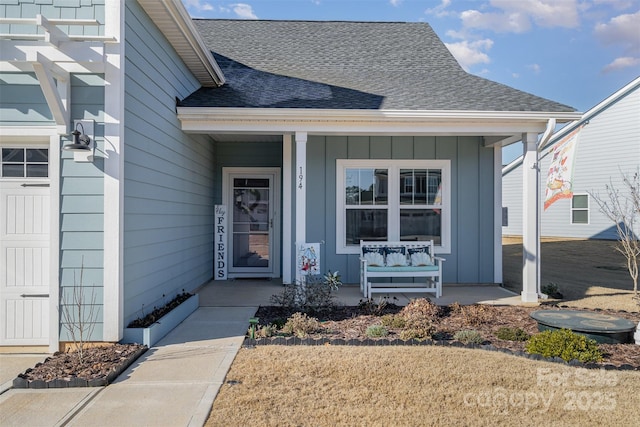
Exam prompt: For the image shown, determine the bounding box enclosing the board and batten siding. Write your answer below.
[502,85,640,239]
[122,1,215,326]
[304,135,497,285]
[59,74,106,340]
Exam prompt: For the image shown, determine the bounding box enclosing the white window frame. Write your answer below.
[336,159,451,254]
[570,193,589,225]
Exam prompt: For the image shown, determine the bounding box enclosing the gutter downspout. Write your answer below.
[536,118,556,297]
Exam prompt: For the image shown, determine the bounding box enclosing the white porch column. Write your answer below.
[102,0,124,341]
[522,132,540,302]
[295,131,307,284]
[282,134,293,284]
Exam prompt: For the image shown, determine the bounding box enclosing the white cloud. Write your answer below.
[182,0,214,12]
[460,0,580,33]
[595,10,640,55]
[231,3,258,19]
[390,0,403,6]
[425,0,452,17]
[512,73,520,78]
[602,56,640,73]
[527,63,541,74]
[460,9,531,33]
[444,39,494,71]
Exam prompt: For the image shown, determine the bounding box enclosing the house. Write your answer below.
[502,77,640,239]
[0,0,580,352]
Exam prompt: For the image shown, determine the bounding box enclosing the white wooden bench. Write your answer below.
[360,240,444,298]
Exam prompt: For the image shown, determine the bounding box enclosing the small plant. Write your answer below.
[366,324,389,338]
[400,298,440,321]
[358,296,397,316]
[324,270,342,291]
[270,273,340,314]
[282,312,321,338]
[399,322,434,341]
[496,327,531,341]
[450,303,496,326]
[541,282,563,299]
[380,314,406,329]
[255,324,279,338]
[525,329,603,363]
[453,329,484,345]
[59,257,99,364]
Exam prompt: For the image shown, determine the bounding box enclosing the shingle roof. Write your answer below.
[180,20,575,112]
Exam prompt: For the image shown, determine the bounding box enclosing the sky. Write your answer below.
[181,0,640,163]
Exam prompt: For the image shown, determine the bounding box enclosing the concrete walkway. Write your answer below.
[0,305,256,427]
[0,281,523,427]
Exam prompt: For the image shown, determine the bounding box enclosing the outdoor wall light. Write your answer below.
[63,122,92,151]
[63,120,95,162]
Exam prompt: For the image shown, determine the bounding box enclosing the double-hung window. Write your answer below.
[571,194,589,224]
[336,159,451,254]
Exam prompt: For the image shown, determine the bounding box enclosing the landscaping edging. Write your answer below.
[121,294,199,347]
[242,336,639,371]
[13,346,148,389]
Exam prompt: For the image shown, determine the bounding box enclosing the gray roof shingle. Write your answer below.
[180,20,575,112]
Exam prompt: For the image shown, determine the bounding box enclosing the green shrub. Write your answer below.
[525,329,603,363]
[282,312,321,338]
[380,314,406,329]
[366,325,389,338]
[541,282,563,299]
[453,329,484,345]
[496,327,531,341]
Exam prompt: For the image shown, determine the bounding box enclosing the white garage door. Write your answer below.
[0,147,50,346]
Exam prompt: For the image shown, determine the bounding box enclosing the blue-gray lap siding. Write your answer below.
[304,135,497,285]
[502,85,640,239]
[122,1,216,327]
[59,74,106,340]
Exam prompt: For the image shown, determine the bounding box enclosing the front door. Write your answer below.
[0,146,50,345]
[223,168,280,278]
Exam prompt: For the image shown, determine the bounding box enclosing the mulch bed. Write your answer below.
[13,344,147,389]
[250,302,640,369]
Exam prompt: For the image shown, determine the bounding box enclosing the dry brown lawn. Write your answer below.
[207,346,640,427]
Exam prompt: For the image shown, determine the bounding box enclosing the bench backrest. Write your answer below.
[360,240,435,266]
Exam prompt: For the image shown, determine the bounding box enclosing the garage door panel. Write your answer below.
[3,246,49,287]
[4,193,49,236]
[3,298,48,341]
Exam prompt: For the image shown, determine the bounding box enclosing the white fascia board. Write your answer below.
[138,0,225,87]
[177,107,582,135]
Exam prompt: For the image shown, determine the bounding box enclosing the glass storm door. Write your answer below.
[225,169,280,277]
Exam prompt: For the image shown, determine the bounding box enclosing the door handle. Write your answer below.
[20,294,49,298]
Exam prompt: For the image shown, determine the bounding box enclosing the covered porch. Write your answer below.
[195,280,529,308]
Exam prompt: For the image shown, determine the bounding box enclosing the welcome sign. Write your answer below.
[215,205,227,280]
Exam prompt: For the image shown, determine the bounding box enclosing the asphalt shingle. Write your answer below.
[181,20,575,112]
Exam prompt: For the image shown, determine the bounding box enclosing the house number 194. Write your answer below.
[298,167,304,189]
